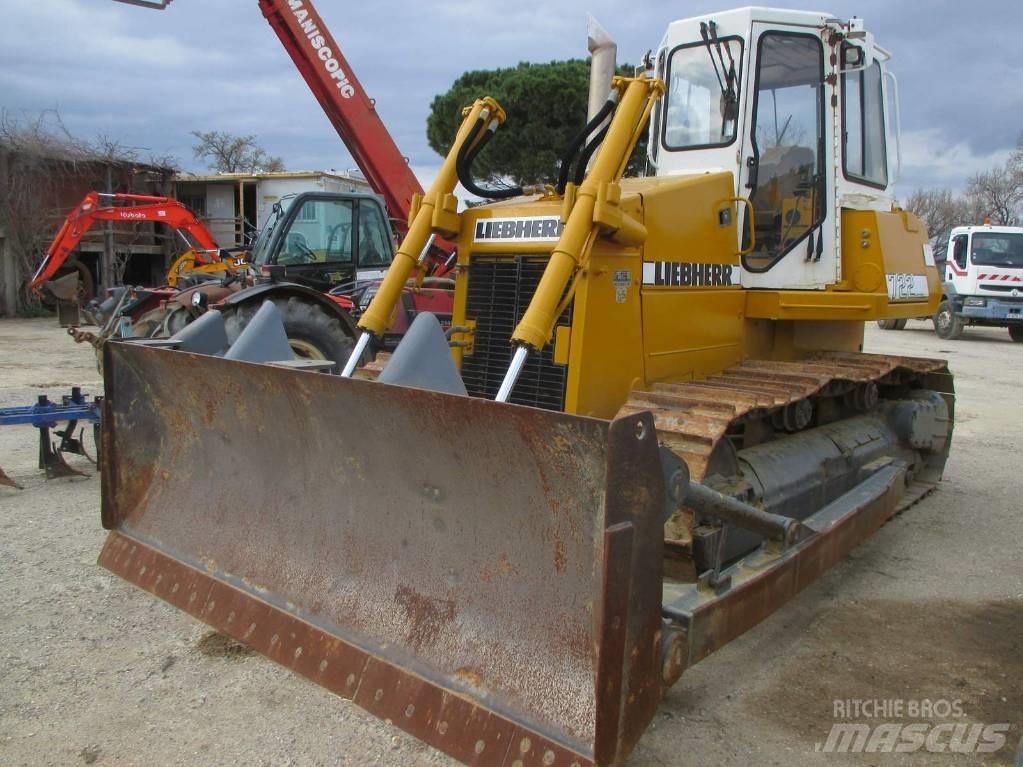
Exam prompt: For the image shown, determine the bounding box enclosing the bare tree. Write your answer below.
[1005,133,1023,184]
[904,130,1023,255]
[191,130,284,174]
[903,188,983,258]
[964,165,1022,226]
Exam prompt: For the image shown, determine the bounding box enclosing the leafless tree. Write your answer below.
[191,130,285,174]
[965,165,1022,226]
[904,130,1023,255]
[903,188,983,257]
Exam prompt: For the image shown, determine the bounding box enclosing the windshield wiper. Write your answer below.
[700,20,739,137]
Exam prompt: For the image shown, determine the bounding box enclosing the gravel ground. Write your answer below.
[0,317,1020,766]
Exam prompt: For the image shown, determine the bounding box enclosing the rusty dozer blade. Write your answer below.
[98,341,667,767]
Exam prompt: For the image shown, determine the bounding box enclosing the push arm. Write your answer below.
[497,76,663,401]
[340,98,505,376]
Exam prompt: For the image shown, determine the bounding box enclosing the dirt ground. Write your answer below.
[1,317,1020,766]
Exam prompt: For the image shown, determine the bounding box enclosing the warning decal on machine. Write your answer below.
[886,273,929,301]
[642,261,734,287]
[473,217,564,243]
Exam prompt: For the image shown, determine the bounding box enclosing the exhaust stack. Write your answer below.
[587,16,617,122]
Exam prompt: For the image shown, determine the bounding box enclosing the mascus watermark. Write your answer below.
[815,699,1013,755]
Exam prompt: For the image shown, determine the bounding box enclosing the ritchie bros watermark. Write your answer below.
[815,699,1014,756]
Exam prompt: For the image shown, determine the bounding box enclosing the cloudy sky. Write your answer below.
[1,0,1020,196]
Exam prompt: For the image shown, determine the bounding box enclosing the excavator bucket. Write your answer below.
[98,340,667,767]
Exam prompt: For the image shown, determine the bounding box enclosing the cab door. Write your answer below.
[948,233,969,284]
[738,23,836,290]
[354,198,394,282]
[273,195,356,292]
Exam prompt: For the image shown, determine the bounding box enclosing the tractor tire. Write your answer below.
[876,318,908,330]
[43,258,95,307]
[132,308,169,338]
[223,297,355,372]
[934,301,964,340]
[71,260,96,304]
[132,304,192,338]
[1009,325,1023,343]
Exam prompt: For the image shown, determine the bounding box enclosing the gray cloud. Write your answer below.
[1,0,1020,193]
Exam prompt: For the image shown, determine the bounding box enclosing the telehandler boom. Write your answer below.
[98,9,953,766]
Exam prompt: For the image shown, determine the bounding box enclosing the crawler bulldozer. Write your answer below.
[98,9,953,766]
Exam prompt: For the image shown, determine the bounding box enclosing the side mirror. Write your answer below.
[841,46,863,68]
[839,37,874,72]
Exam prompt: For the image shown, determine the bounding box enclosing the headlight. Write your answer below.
[964,297,987,307]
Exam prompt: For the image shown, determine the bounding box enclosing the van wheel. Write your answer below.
[877,318,908,330]
[934,301,964,340]
[1009,326,1023,343]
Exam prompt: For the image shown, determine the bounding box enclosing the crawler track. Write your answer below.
[617,352,954,569]
[617,351,952,483]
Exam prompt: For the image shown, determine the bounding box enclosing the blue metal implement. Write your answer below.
[0,387,102,489]
[0,401,100,427]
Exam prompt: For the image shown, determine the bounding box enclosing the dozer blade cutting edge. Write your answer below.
[98,340,667,766]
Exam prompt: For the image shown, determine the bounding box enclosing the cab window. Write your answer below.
[743,32,825,272]
[662,37,743,150]
[951,234,968,270]
[358,200,392,268]
[971,232,1023,267]
[841,50,888,188]
[279,198,354,265]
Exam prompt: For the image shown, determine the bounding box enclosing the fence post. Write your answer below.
[101,165,115,291]
[0,229,18,317]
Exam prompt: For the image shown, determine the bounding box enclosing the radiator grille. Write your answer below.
[462,255,571,411]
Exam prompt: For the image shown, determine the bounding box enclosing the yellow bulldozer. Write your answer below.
[97,8,952,766]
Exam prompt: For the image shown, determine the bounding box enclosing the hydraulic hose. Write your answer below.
[463,120,494,168]
[572,120,612,186]
[556,93,619,194]
[456,118,523,200]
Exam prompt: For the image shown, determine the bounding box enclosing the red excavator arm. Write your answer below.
[258,0,422,224]
[30,192,220,290]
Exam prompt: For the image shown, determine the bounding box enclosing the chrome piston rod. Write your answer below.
[340,333,372,378]
[495,345,529,403]
[340,234,438,378]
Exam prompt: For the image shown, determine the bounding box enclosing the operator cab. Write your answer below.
[249,191,395,294]
[649,8,900,290]
[947,225,1023,291]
